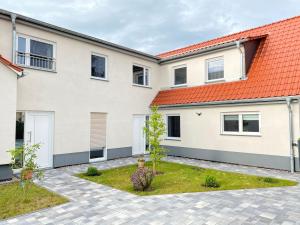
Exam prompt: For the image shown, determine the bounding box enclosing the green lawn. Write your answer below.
[0,182,68,220]
[77,161,297,196]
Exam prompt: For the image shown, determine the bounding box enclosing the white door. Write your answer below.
[24,112,54,168]
[132,115,146,155]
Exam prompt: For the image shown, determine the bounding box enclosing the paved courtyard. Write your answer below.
[1,156,300,225]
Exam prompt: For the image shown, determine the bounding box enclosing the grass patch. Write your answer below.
[0,182,68,220]
[76,161,297,196]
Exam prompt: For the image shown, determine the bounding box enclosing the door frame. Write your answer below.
[132,114,148,156]
[24,111,54,169]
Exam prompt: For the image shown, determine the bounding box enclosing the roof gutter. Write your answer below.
[156,96,300,109]
[159,39,249,64]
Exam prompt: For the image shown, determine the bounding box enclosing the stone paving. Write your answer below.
[1,156,300,225]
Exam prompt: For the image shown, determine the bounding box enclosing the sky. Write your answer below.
[0,0,300,55]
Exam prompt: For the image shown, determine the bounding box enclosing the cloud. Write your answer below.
[0,0,299,54]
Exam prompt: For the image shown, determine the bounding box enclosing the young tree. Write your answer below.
[144,105,166,175]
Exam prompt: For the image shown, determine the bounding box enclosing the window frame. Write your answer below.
[16,33,56,72]
[132,63,150,87]
[91,52,108,81]
[221,112,261,136]
[173,65,187,87]
[206,56,225,83]
[166,114,181,140]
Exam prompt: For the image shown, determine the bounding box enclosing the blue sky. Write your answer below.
[0,0,299,54]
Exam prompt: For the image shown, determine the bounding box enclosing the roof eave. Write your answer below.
[0,9,160,62]
[154,96,300,109]
[158,39,249,64]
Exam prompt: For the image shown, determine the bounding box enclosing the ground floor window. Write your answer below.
[90,113,107,161]
[167,115,181,139]
[222,112,260,135]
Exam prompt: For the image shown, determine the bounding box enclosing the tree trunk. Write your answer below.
[152,161,156,175]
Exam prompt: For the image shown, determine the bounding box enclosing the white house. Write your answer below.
[0,9,299,180]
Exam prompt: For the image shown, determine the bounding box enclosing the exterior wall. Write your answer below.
[158,47,243,89]
[159,102,300,170]
[0,65,17,179]
[0,20,160,165]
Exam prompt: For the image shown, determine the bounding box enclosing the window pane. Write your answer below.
[17,37,26,65]
[243,114,259,132]
[224,115,239,132]
[30,40,53,58]
[18,37,26,53]
[30,39,54,69]
[145,68,149,86]
[133,65,145,85]
[90,148,104,159]
[91,55,106,78]
[208,58,224,80]
[174,67,187,85]
[168,116,180,138]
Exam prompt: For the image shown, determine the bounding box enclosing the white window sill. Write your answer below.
[132,84,152,89]
[171,84,187,88]
[221,132,261,137]
[165,137,181,141]
[205,78,225,84]
[90,76,109,82]
[18,64,57,73]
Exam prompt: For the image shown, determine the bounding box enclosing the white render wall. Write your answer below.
[160,102,300,158]
[0,65,17,165]
[158,47,243,89]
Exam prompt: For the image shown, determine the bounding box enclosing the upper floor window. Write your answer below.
[16,35,56,71]
[174,66,187,86]
[133,64,149,86]
[91,54,107,80]
[167,115,181,139]
[222,112,260,135]
[206,57,224,81]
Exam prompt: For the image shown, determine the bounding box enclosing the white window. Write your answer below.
[91,54,107,80]
[174,66,187,86]
[166,115,181,139]
[16,35,56,71]
[206,57,224,81]
[133,64,149,86]
[221,112,260,135]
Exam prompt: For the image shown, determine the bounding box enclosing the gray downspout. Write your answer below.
[11,13,17,64]
[236,40,246,80]
[286,97,295,173]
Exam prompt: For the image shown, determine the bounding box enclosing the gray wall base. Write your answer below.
[164,146,295,171]
[53,151,89,168]
[107,147,132,160]
[0,164,13,181]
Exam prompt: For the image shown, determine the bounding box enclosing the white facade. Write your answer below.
[0,12,299,180]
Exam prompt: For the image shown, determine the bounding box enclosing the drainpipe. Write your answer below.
[11,13,17,64]
[286,97,295,173]
[236,40,246,80]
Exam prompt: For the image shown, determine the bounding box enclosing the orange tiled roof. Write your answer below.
[152,16,300,106]
[0,55,23,73]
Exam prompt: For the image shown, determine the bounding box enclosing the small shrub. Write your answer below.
[86,167,100,176]
[131,167,154,191]
[202,175,220,188]
[258,177,278,183]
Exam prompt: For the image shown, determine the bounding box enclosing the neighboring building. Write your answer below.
[0,9,299,180]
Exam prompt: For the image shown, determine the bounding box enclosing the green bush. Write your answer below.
[258,177,278,183]
[202,175,220,188]
[86,167,101,176]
